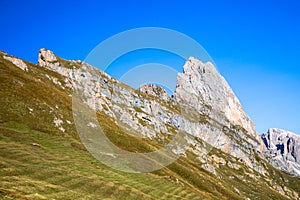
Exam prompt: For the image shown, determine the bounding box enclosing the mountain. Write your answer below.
[174,57,265,158]
[262,128,300,177]
[0,48,300,199]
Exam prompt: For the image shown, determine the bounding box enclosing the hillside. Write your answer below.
[0,49,300,199]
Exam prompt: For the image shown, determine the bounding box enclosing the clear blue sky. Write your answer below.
[1,0,300,134]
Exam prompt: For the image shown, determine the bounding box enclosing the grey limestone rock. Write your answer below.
[262,128,300,177]
[140,83,170,102]
[174,57,257,138]
[4,55,28,71]
[38,48,57,67]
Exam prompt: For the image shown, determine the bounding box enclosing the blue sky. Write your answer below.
[1,0,300,134]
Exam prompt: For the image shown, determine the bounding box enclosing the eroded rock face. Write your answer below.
[262,128,300,177]
[140,84,170,101]
[174,57,256,137]
[37,48,85,80]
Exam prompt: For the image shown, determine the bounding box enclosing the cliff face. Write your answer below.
[174,57,265,157]
[262,128,300,177]
[174,57,256,137]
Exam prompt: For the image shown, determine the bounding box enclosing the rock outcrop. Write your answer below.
[38,48,57,67]
[139,84,170,101]
[262,128,300,177]
[3,55,28,71]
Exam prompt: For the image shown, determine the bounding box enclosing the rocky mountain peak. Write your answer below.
[182,56,218,75]
[174,57,257,137]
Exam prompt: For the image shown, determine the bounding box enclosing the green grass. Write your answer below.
[1,119,297,199]
[0,123,207,200]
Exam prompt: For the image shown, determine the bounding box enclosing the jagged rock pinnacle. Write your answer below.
[174,57,256,137]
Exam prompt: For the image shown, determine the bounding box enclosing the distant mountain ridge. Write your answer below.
[262,128,300,177]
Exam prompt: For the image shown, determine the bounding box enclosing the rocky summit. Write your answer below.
[1,48,300,199]
[175,57,256,136]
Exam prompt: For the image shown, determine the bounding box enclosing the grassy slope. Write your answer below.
[0,53,299,199]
